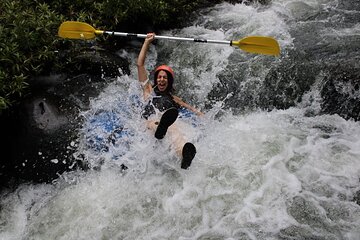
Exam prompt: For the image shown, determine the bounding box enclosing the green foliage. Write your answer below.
[45,0,214,30]
[0,0,62,111]
[0,0,230,112]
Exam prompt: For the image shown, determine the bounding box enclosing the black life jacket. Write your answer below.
[142,88,179,119]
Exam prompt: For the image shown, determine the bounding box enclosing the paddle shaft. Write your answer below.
[58,21,280,55]
[102,31,232,46]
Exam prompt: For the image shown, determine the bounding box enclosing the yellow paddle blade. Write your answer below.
[233,36,280,56]
[58,21,103,40]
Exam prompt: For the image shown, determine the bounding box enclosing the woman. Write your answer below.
[137,33,202,169]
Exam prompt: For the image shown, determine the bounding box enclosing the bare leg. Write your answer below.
[147,119,196,169]
[167,124,187,156]
[168,125,196,169]
[146,119,158,131]
[147,120,185,156]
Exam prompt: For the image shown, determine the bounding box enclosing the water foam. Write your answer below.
[1,1,360,239]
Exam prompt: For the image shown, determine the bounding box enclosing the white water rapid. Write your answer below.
[1,1,360,239]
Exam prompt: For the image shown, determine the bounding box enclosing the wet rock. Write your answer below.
[338,0,360,11]
[258,55,360,121]
[0,49,129,187]
[321,64,360,121]
[354,189,360,206]
[259,50,321,111]
[256,11,360,121]
[69,48,130,78]
[2,96,79,183]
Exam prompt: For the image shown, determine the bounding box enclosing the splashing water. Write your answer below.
[1,1,360,239]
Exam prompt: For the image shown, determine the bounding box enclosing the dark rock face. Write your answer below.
[258,51,321,111]
[354,189,360,206]
[258,57,360,121]
[2,95,78,183]
[321,65,360,121]
[0,49,129,187]
[206,0,360,121]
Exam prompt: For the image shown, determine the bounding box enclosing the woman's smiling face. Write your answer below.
[156,70,169,92]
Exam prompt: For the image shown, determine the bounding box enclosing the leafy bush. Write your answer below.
[0,0,62,111]
[1,0,237,112]
[45,0,220,31]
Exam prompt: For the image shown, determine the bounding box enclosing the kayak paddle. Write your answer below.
[58,21,280,56]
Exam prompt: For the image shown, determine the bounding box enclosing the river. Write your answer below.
[1,1,360,239]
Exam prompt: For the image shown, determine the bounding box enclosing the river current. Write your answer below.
[1,1,360,239]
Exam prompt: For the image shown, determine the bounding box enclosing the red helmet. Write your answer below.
[154,65,174,79]
[154,65,175,93]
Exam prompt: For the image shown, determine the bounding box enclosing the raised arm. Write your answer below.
[137,33,155,99]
